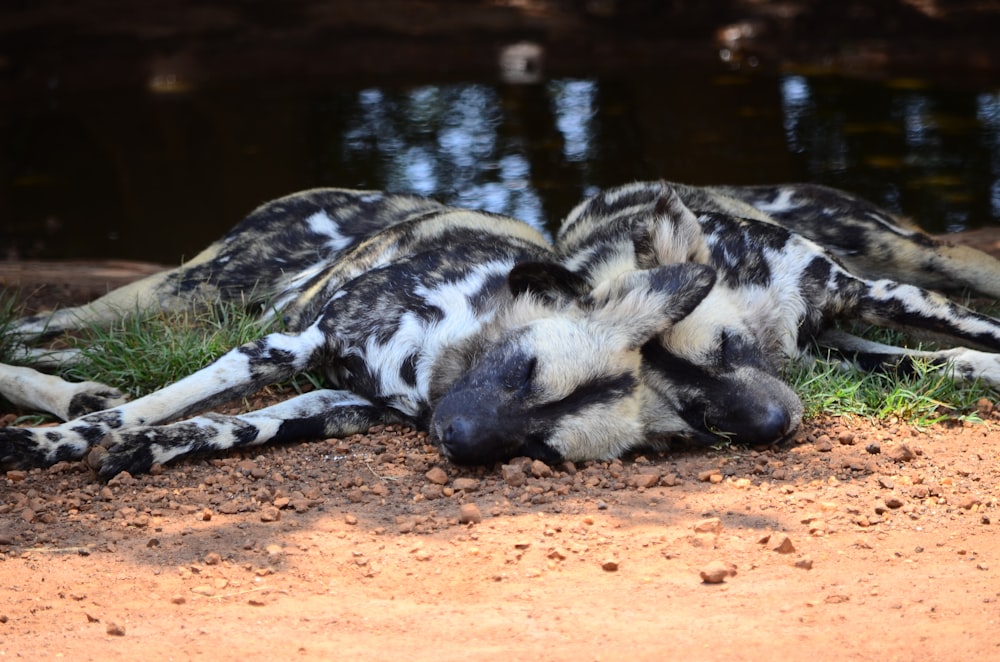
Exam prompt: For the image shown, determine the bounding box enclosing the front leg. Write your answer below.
[97,389,399,478]
[0,326,326,468]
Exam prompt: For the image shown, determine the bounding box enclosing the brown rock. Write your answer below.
[762,533,795,554]
[501,464,527,487]
[888,444,917,462]
[459,502,482,524]
[425,467,449,485]
[452,477,480,492]
[530,460,553,478]
[630,472,660,489]
[700,560,737,584]
[693,517,723,534]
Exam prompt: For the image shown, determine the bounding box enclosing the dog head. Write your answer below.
[641,319,803,450]
[557,182,804,449]
[429,261,717,465]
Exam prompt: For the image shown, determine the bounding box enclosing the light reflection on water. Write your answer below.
[977,92,1000,219]
[3,70,999,262]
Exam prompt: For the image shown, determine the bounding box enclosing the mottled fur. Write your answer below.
[558,181,1000,447]
[0,188,714,477]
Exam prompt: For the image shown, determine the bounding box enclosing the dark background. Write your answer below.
[3,1,1000,262]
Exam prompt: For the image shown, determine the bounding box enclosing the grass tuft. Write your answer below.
[0,291,26,364]
[61,303,306,399]
[789,351,987,428]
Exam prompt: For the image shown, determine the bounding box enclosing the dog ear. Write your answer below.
[587,263,716,350]
[508,262,591,302]
[631,187,710,267]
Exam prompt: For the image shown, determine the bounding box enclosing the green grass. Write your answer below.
[789,352,988,427]
[0,295,319,401]
[62,303,279,398]
[0,291,995,429]
[0,292,25,365]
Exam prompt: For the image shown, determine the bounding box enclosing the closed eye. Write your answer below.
[503,356,537,391]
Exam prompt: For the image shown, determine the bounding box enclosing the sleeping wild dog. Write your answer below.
[0,188,715,477]
[557,180,1000,449]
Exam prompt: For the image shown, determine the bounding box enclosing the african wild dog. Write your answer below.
[0,188,715,478]
[557,180,1000,448]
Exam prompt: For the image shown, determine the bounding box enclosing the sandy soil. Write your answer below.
[2,268,1000,661]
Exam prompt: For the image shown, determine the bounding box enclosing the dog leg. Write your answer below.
[714,183,1000,299]
[10,269,179,342]
[818,330,1000,386]
[96,389,399,478]
[0,325,327,468]
[841,278,1000,352]
[0,363,128,421]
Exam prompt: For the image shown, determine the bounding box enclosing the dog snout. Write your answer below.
[436,415,473,458]
[749,401,794,445]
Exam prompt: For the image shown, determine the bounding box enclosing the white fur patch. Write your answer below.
[306,210,354,253]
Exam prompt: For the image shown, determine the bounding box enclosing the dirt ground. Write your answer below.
[2,268,1000,661]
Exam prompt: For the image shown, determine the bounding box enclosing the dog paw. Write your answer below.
[0,427,53,469]
[943,348,1000,387]
[66,382,129,418]
[96,433,157,480]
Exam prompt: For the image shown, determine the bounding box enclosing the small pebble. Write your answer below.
[630,472,660,488]
[453,477,480,492]
[699,560,737,584]
[106,622,126,636]
[425,467,448,485]
[888,444,916,462]
[693,517,723,534]
[762,533,795,554]
[459,503,483,524]
[530,460,553,478]
[500,464,526,487]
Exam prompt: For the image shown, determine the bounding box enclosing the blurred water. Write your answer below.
[3,68,999,263]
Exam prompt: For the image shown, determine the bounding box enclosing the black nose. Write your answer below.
[742,402,793,445]
[435,415,480,463]
[439,415,471,451]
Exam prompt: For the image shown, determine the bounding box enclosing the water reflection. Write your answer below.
[977,92,1000,219]
[2,70,999,263]
[779,74,998,233]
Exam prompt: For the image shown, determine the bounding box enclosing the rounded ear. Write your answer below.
[630,187,709,267]
[508,262,591,302]
[588,263,716,350]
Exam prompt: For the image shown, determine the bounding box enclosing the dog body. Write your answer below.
[1,188,714,476]
[557,181,1000,446]
[5,182,1000,477]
